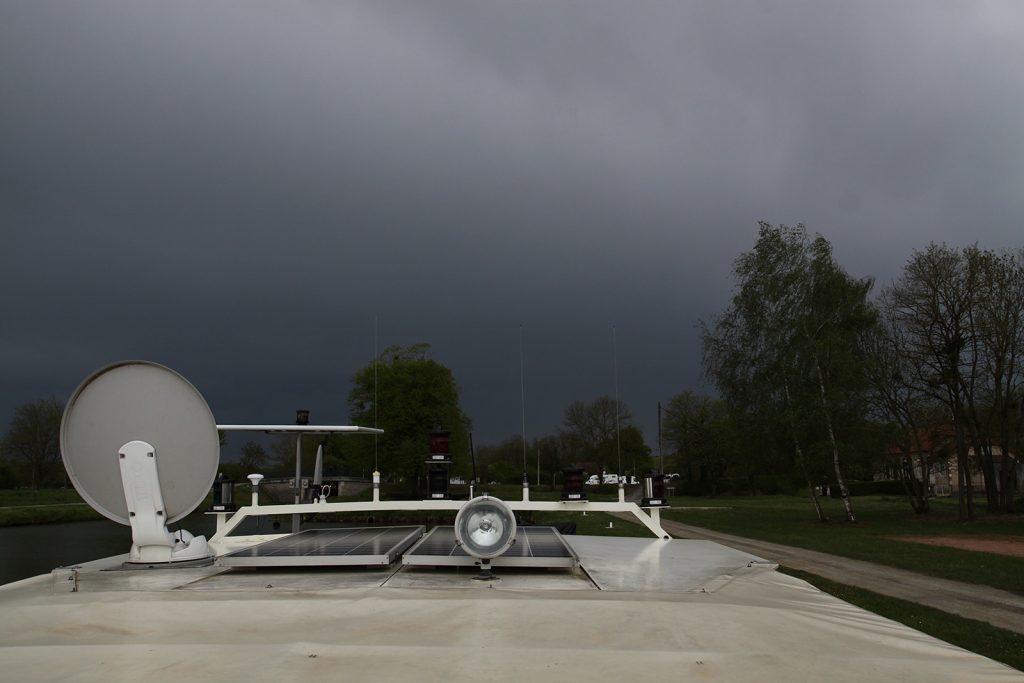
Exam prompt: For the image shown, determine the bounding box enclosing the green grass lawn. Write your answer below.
[0,488,91,507]
[661,494,1024,594]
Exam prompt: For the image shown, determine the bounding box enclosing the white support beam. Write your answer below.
[217,425,383,434]
[207,498,670,550]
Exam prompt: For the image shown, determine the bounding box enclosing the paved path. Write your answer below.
[616,513,1024,636]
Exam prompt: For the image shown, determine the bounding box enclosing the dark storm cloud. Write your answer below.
[2,1,1023,451]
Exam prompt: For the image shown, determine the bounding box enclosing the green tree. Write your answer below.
[477,437,525,484]
[560,395,640,475]
[238,440,269,473]
[533,434,564,487]
[663,391,732,496]
[704,224,827,518]
[2,398,63,489]
[704,223,875,521]
[618,425,652,478]
[796,233,877,522]
[343,344,470,488]
[264,433,328,481]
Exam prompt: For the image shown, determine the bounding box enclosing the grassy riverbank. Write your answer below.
[0,489,102,525]
[660,494,1024,594]
[635,493,1024,672]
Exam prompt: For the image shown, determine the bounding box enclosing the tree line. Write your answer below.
[4,228,1020,524]
[695,223,1023,522]
[0,346,656,494]
[471,396,651,487]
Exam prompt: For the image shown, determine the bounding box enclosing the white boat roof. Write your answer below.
[1,535,1019,682]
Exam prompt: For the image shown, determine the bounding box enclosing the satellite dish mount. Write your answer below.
[62,361,220,567]
[119,440,211,563]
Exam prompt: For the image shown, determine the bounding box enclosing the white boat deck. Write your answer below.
[1,536,1020,682]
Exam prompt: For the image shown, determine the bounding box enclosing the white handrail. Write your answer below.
[207,498,669,552]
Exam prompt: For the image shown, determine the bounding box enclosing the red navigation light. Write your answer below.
[428,429,452,463]
[430,429,451,455]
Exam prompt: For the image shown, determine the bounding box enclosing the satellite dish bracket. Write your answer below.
[119,440,211,564]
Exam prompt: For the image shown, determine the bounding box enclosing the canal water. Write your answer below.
[0,512,300,585]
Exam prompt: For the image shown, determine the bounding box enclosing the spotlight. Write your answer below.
[455,496,517,579]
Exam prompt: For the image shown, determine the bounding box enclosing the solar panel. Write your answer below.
[218,526,424,567]
[402,526,577,568]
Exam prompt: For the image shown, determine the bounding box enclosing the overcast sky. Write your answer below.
[2,1,1023,456]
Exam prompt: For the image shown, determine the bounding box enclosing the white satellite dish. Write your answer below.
[61,361,219,564]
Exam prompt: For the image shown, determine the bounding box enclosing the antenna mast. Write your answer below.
[613,325,621,475]
[519,325,527,476]
[374,315,379,471]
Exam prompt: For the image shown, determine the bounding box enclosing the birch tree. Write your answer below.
[704,223,874,522]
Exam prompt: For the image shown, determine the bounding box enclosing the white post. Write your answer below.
[247,473,264,507]
[373,471,381,503]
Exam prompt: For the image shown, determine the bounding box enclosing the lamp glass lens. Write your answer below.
[456,497,516,559]
[467,508,505,548]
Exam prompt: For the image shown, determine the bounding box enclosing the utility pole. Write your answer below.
[520,325,528,478]
[658,401,664,475]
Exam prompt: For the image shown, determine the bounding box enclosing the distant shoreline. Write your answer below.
[0,490,103,526]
